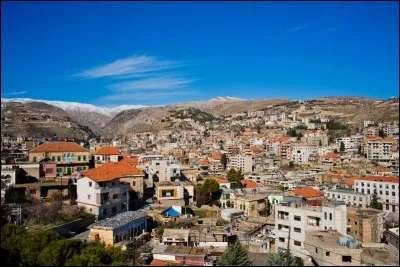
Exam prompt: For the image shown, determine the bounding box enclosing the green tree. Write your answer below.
[289,161,294,169]
[370,192,382,210]
[217,239,253,266]
[197,179,220,206]
[265,250,302,266]
[378,128,387,138]
[257,125,261,134]
[227,168,244,185]
[340,141,345,152]
[358,145,362,155]
[37,239,82,266]
[220,153,228,170]
[19,231,59,265]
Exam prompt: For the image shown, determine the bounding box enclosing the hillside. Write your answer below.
[1,101,99,139]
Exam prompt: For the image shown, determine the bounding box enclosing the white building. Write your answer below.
[76,163,131,220]
[353,176,399,213]
[93,147,121,164]
[275,201,347,259]
[363,120,375,128]
[291,146,318,163]
[227,155,253,173]
[144,158,181,182]
[324,188,371,209]
[335,136,357,151]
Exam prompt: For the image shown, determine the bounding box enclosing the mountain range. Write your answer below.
[1,96,398,140]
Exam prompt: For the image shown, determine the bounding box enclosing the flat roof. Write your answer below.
[152,245,207,257]
[361,246,400,266]
[306,230,356,249]
[90,210,147,229]
[388,227,399,237]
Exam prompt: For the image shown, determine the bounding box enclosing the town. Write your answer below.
[1,98,399,266]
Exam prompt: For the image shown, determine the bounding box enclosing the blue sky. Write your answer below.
[1,1,399,106]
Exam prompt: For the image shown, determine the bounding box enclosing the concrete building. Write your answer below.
[88,210,147,246]
[156,181,194,205]
[221,191,268,217]
[77,162,136,220]
[227,155,252,173]
[162,229,190,246]
[366,139,393,162]
[291,146,318,164]
[93,146,121,166]
[353,176,399,213]
[275,201,347,259]
[363,120,375,128]
[144,158,181,182]
[324,188,371,209]
[346,208,385,243]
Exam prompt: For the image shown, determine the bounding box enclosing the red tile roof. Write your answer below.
[323,152,340,159]
[30,141,88,153]
[199,159,209,165]
[268,137,291,143]
[242,179,259,189]
[326,173,344,179]
[150,259,180,266]
[119,156,139,165]
[214,177,230,184]
[373,167,391,173]
[343,177,358,186]
[292,188,323,198]
[356,176,399,183]
[80,162,143,182]
[93,146,120,155]
[250,146,262,152]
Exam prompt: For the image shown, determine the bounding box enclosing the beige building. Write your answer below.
[220,190,268,217]
[347,208,385,243]
[88,210,147,246]
[29,141,90,175]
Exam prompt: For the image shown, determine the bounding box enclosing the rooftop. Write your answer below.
[361,246,400,266]
[80,161,143,182]
[306,230,354,249]
[355,176,399,183]
[90,210,147,230]
[388,227,399,237]
[292,187,323,198]
[93,146,120,155]
[30,141,88,153]
[163,228,190,239]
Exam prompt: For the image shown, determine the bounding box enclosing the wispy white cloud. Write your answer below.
[108,76,193,91]
[323,25,340,34]
[74,55,181,79]
[1,91,28,96]
[286,23,309,33]
[101,91,195,101]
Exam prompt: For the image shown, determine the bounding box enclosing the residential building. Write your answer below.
[88,210,147,246]
[144,158,181,182]
[162,229,190,246]
[275,201,347,259]
[346,208,385,243]
[76,162,133,219]
[291,146,318,164]
[227,154,252,173]
[29,141,90,175]
[353,176,399,213]
[324,188,371,209]
[288,187,324,201]
[156,181,194,205]
[93,146,121,166]
[366,139,393,162]
[363,120,375,128]
[221,191,268,217]
[151,245,215,266]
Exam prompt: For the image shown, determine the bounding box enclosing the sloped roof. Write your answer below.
[80,162,144,182]
[242,179,259,189]
[323,152,340,159]
[119,156,139,165]
[373,167,391,173]
[292,188,323,198]
[214,177,230,184]
[30,141,88,153]
[93,146,120,155]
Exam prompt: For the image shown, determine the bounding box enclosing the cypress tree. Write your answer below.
[217,239,252,266]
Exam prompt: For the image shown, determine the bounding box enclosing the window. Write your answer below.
[386,191,389,196]
[294,216,301,221]
[30,189,36,194]
[279,237,285,243]
[326,252,330,256]
[367,183,370,187]
[294,240,301,246]
[392,185,395,190]
[89,208,92,212]
[46,168,54,174]
[132,181,136,186]
[386,204,390,210]
[57,156,61,161]
[83,156,86,161]
[33,157,37,162]
[380,190,383,195]
[392,192,396,196]
[121,203,126,210]
[88,195,91,200]
[324,212,327,220]
[78,156,81,161]
[315,248,318,253]
[367,189,370,194]
[342,256,352,263]
[113,194,118,199]
[252,205,255,211]
[156,163,160,166]
[329,213,332,220]
[355,221,357,225]
[89,182,92,187]
[294,227,301,233]
[112,181,115,186]
[348,219,350,223]
[52,156,55,161]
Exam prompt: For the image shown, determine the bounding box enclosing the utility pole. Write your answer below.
[286,226,291,266]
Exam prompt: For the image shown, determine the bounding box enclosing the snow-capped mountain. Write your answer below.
[1,98,146,117]
[209,96,246,101]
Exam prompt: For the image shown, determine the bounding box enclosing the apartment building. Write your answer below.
[220,190,268,217]
[227,155,252,173]
[353,176,399,213]
[291,146,318,164]
[363,120,375,128]
[335,136,357,151]
[386,227,399,252]
[275,201,347,259]
[29,141,90,175]
[347,208,385,243]
[77,162,133,220]
[366,139,393,162]
[156,181,194,205]
[144,158,181,182]
[324,188,371,208]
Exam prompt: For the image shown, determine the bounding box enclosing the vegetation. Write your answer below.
[378,128,387,138]
[340,141,345,152]
[1,224,127,266]
[370,192,382,210]
[193,209,207,218]
[220,153,228,170]
[289,161,295,169]
[196,179,220,207]
[358,145,363,155]
[227,168,244,185]
[265,250,302,266]
[217,239,253,266]
[171,108,214,123]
